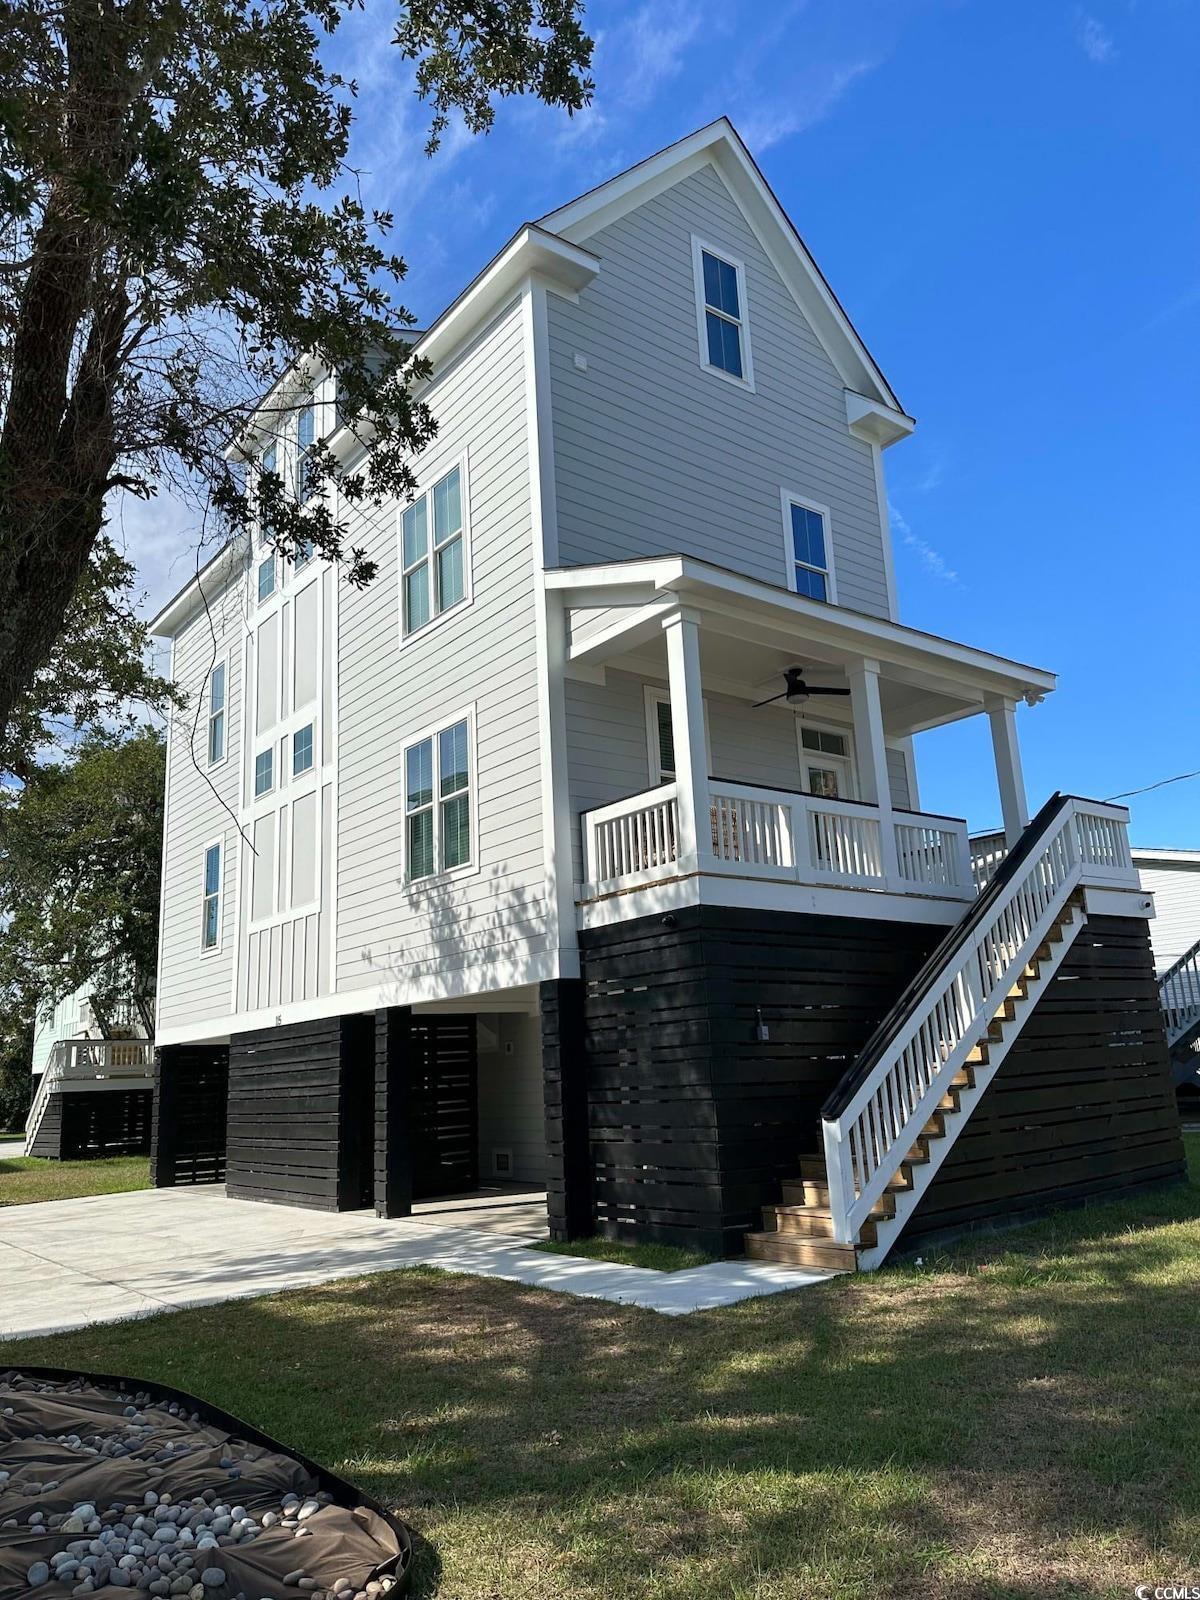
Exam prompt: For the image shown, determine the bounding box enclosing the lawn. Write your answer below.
[0,1153,150,1205]
[4,1141,1199,1599]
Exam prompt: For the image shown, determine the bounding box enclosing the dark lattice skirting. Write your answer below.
[557,905,945,1255]
[29,1089,152,1161]
[903,914,1186,1241]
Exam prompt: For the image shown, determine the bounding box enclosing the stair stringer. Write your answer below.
[855,900,1089,1271]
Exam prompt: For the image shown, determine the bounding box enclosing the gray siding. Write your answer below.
[157,572,246,1035]
[548,162,891,618]
[565,668,910,881]
[477,1013,546,1183]
[335,300,550,1002]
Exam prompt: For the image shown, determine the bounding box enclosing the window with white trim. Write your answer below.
[405,717,472,881]
[784,496,834,603]
[207,662,226,765]
[644,687,712,787]
[201,842,222,950]
[293,722,314,777]
[254,747,274,797]
[799,724,855,800]
[401,464,467,636]
[297,402,315,501]
[692,239,753,386]
[257,549,276,603]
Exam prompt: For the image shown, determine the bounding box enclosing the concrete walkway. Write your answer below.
[0,1140,25,1160]
[0,1186,833,1340]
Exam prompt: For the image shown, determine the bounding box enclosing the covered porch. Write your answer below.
[547,555,1056,926]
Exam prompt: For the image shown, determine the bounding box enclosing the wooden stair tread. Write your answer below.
[745,1233,856,1270]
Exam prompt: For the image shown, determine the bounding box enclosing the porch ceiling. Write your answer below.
[548,555,1056,737]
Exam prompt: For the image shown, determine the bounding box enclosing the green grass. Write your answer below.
[4,1139,1199,1599]
[0,1153,150,1205]
[530,1236,717,1272]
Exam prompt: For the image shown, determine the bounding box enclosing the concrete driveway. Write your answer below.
[0,1183,831,1338]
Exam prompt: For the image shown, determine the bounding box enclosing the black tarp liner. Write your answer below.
[0,1369,412,1599]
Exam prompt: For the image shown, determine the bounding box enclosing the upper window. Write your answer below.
[297,403,316,501]
[692,239,753,388]
[293,722,314,777]
[201,842,222,951]
[784,496,835,604]
[207,662,226,765]
[405,716,473,882]
[800,724,854,801]
[401,464,467,637]
[254,747,274,798]
[257,551,276,604]
[260,441,277,478]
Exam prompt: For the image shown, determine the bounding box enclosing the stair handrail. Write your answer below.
[1159,933,1200,1044]
[820,795,1132,1247]
[23,1040,68,1147]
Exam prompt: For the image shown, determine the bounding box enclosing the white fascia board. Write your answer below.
[148,533,249,637]
[1131,847,1200,867]
[541,116,906,417]
[224,358,330,464]
[846,391,917,449]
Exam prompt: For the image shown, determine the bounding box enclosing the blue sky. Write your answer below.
[131,0,1199,844]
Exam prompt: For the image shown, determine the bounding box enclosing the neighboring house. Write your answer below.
[147,120,1183,1267]
[1133,848,1200,1105]
[25,974,154,1160]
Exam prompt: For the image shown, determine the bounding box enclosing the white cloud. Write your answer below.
[619,2,704,109]
[890,503,962,588]
[1075,10,1116,63]
[737,59,878,152]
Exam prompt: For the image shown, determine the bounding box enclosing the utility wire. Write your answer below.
[1105,768,1200,802]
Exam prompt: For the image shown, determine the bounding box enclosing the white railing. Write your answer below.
[581,781,973,902]
[821,798,1136,1246]
[969,830,1008,894]
[1161,936,1200,1049]
[24,1037,155,1149]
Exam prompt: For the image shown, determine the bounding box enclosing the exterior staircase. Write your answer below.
[746,794,1136,1272]
[1160,934,1200,1096]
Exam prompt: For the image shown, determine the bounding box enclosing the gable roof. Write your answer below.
[538,117,906,418]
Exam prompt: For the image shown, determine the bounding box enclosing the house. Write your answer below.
[1134,848,1200,1106]
[147,120,1184,1265]
[24,974,154,1159]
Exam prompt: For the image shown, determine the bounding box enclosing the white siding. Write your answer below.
[1134,855,1200,972]
[548,162,891,618]
[477,1013,546,1183]
[335,300,550,1003]
[157,572,245,1035]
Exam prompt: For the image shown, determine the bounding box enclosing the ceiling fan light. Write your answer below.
[785,688,809,705]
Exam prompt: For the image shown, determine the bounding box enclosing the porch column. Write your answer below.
[986,695,1030,846]
[662,607,712,869]
[847,657,901,885]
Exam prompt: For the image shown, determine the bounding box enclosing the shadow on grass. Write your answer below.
[5,1146,1199,1598]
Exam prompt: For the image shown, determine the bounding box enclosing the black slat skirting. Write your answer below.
[30,1088,153,1161]
[152,1044,229,1186]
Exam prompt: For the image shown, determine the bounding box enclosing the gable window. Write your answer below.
[201,841,222,951]
[401,463,468,637]
[293,722,314,777]
[254,747,274,798]
[692,238,753,387]
[207,662,226,765]
[405,715,473,881]
[297,402,315,501]
[783,494,836,603]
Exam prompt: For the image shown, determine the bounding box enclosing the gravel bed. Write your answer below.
[0,1372,409,1600]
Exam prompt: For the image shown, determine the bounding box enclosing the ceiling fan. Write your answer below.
[753,665,851,709]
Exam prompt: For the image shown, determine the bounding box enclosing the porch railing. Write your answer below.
[1160,934,1200,1052]
[581,781,973,901]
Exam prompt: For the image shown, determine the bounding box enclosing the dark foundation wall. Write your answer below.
[905,914,1186,1244]
[227,1016,375,1210]
[30,1088,152,1160]
[152,1045,229,1187]
[567,905,946,1255]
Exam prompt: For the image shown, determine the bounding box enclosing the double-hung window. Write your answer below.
[401,464,467,637]
[201,842,222,950]
[784,495,835,603]
[693,239,752,386]
[405,716,472,881]
[297,402,315,501]
[207,662,226,765]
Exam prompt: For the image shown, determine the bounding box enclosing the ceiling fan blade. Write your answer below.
[805,685,852,696]
[751,690,788,709]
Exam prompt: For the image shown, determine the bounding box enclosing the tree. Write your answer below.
[0,0,593,748]
[0,727,166,1024]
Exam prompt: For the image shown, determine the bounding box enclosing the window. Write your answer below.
[297,402,315,500]
[257,552,276,603]
[784,495,835,603]
[207,662,226,765]
[293,722,314,776]
[401,464,467,636]
[693,239,753,386]
[800,724,854,800]
[644,687,712,787]
[405,716,472,881]
[254,747,274,797]
[201,842,222,950]
[260,441,277,480]
[294,537,314,568]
